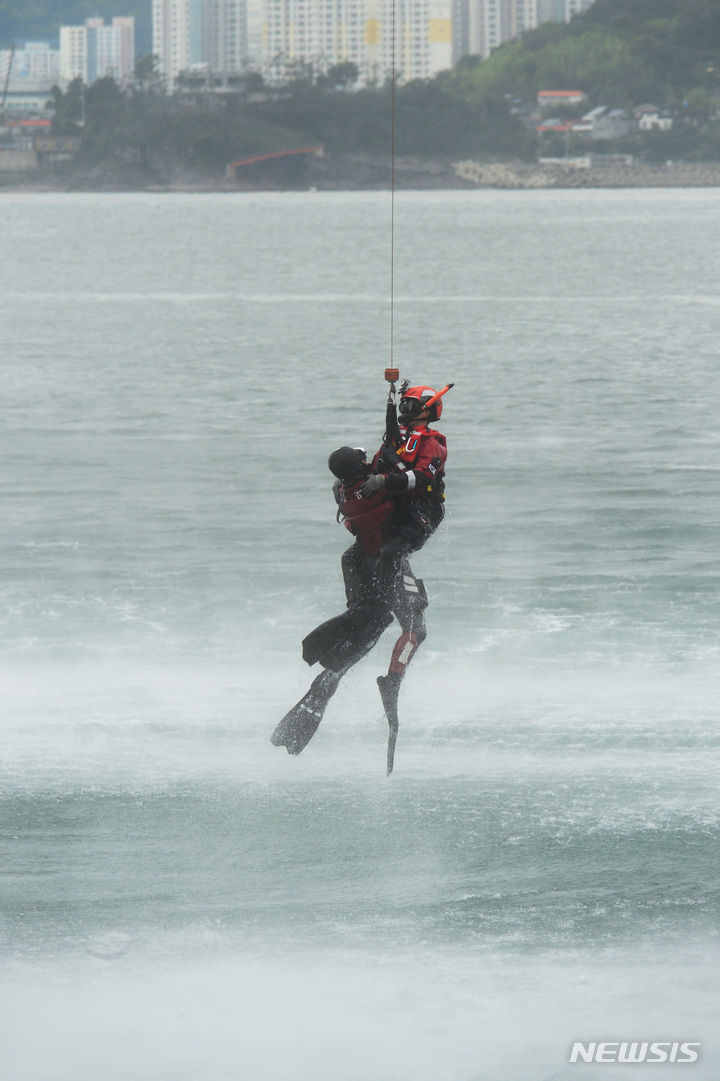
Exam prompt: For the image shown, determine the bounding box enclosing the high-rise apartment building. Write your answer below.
[381,0,453,83]
[461,0,593,59]
[258,0,452,84]
[509,0,539,36]
[205,0,249,75]
[153,0,200,86]
[468,0,509,58]
[109,17,136,81]
[259,0,367,82]
[155,0,452,88]
[59,16,135,85]
[153,0,249,86]
[59,25,87,84]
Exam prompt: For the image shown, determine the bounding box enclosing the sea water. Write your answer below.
[1,190,719,1080]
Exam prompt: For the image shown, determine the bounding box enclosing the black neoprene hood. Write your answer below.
[328,446,369,482]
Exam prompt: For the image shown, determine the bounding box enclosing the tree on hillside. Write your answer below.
[133,54,165,96]
[458,28,655,107]
[674,0,720,51]
[316,61,359,90]
[50,77,83,131]
[582,0,681,31]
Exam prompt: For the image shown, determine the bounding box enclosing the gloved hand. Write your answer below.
[381,443,400,469]
[360,474,385,498]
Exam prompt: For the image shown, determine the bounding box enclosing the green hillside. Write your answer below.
[457,0,720,111]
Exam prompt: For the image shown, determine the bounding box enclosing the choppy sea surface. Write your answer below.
[1,189,719,1080]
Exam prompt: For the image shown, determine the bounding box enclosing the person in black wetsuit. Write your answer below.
[271,383,449,766]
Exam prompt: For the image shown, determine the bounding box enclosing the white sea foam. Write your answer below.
[2,944,717,1081]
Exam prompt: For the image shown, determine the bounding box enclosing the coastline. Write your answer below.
[2,154,720,193]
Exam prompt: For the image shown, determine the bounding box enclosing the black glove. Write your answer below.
[380,443,400,469]
[360,474,385,498]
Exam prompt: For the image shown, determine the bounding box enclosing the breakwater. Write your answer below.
[452,158,720,188]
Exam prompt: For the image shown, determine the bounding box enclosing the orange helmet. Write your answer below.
[399,384,451,424]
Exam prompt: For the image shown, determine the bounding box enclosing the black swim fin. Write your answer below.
[302,608,393,671]
[271,669,342,755]
[377,672,402,775]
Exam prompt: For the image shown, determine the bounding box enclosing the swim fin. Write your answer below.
[377,671,401,775]
[302,608,392,671]
[271,669,342,755]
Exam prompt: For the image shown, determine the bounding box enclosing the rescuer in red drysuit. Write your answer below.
[335,384,448,692]
[271,384,448,759]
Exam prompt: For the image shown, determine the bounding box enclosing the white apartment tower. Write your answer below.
[260,0,368,82]
[59,16,135,85]
[464,0,516,57]
[382,0,453,83]
[153,0,204,85]
[153,0,250,86]
[205,0,249,74]
[108,17,136,80]
[59,25,87,83]
[509,0,539,36]
[259,0,452,84]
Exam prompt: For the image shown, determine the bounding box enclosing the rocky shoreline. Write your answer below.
[3,153,720,192]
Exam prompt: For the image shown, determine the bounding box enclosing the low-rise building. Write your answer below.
[536,115,592,135]
[636,105,673,132]
[0,89,56,115]
[0,42,60,86]
[537,89,587,109]
[537,101,661,143]
[1,43,60,118]
[536,117,572,133]
[0,117,50,171]
[0,117,80,171]
[571,105,636,140]
[35,134,82,166]
[590,107,635,140]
